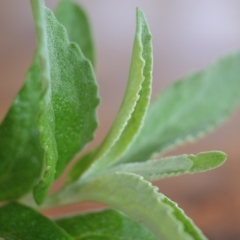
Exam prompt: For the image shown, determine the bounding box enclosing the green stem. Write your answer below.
[42,184,85,209]
[18,183,85,210]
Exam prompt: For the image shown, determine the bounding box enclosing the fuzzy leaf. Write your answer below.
[56,209,157,240]
[0,202,73,240]
[0,58,43,201]
[55,0,95,66]
[104,151,227,181]
[69,8,153,182]
[0,0,98,202]
[52,173,206,240]
[95,9,153,166]
[118,52,240,163]
[31,0,99,204]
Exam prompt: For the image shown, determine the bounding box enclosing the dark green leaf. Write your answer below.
[56,209,157,240]
[55,0,95,66]
[31,1,99,204]
[0,202,73,240]
[0,58,43,201]
[118,52,240,163]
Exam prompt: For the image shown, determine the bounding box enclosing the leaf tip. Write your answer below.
[189,151,227,173]
[136,7,148,25]
[212,151,228,166]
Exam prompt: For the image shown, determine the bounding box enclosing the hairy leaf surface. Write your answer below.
[0,0,97,202]
[31,0,99,204]
[69,8,153,182]
[118,52,240,163]
[52,173,206,239]
[55,0,95,66]
[0,202,73,240]
[0,58,43,201]
[56,209,157,240]
[105,151,226,181]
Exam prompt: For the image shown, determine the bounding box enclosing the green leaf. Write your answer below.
[49,173,206,240]
[55,0,95,67]
[31,0,99,204]
[0,202,73,240]
[95,9,153,166]
[67,150,95,184]
[56,209,157,240]
[69,8,153,182]
[118,52,240,163]
[0,58,43,201]
[104,151,227,181]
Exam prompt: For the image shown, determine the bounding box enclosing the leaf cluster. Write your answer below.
[0,0,240,239]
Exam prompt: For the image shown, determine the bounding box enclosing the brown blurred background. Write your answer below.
[1,1,240,239]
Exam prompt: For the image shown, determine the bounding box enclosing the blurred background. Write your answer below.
[1,0,240,239]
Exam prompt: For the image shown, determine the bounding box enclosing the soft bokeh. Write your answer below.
[0,1,240,239]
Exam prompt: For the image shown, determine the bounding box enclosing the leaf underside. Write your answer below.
[118,52,240,164]
[56,209,157,240]
[55,173,206,240]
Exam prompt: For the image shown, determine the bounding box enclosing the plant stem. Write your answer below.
[18,183,85,210]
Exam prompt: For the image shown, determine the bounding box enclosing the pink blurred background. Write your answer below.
[1,1,240,239]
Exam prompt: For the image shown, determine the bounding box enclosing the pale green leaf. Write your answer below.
[94,9,153,166]
[56,209,157,240]
[31,0,99,204]
[0,202,73,240]
[69,8,153,182]
[104,151,227,181]
[118,52,240,163]
[0,58,43,201]
[55,0,95,66]
[49,173,206,240]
